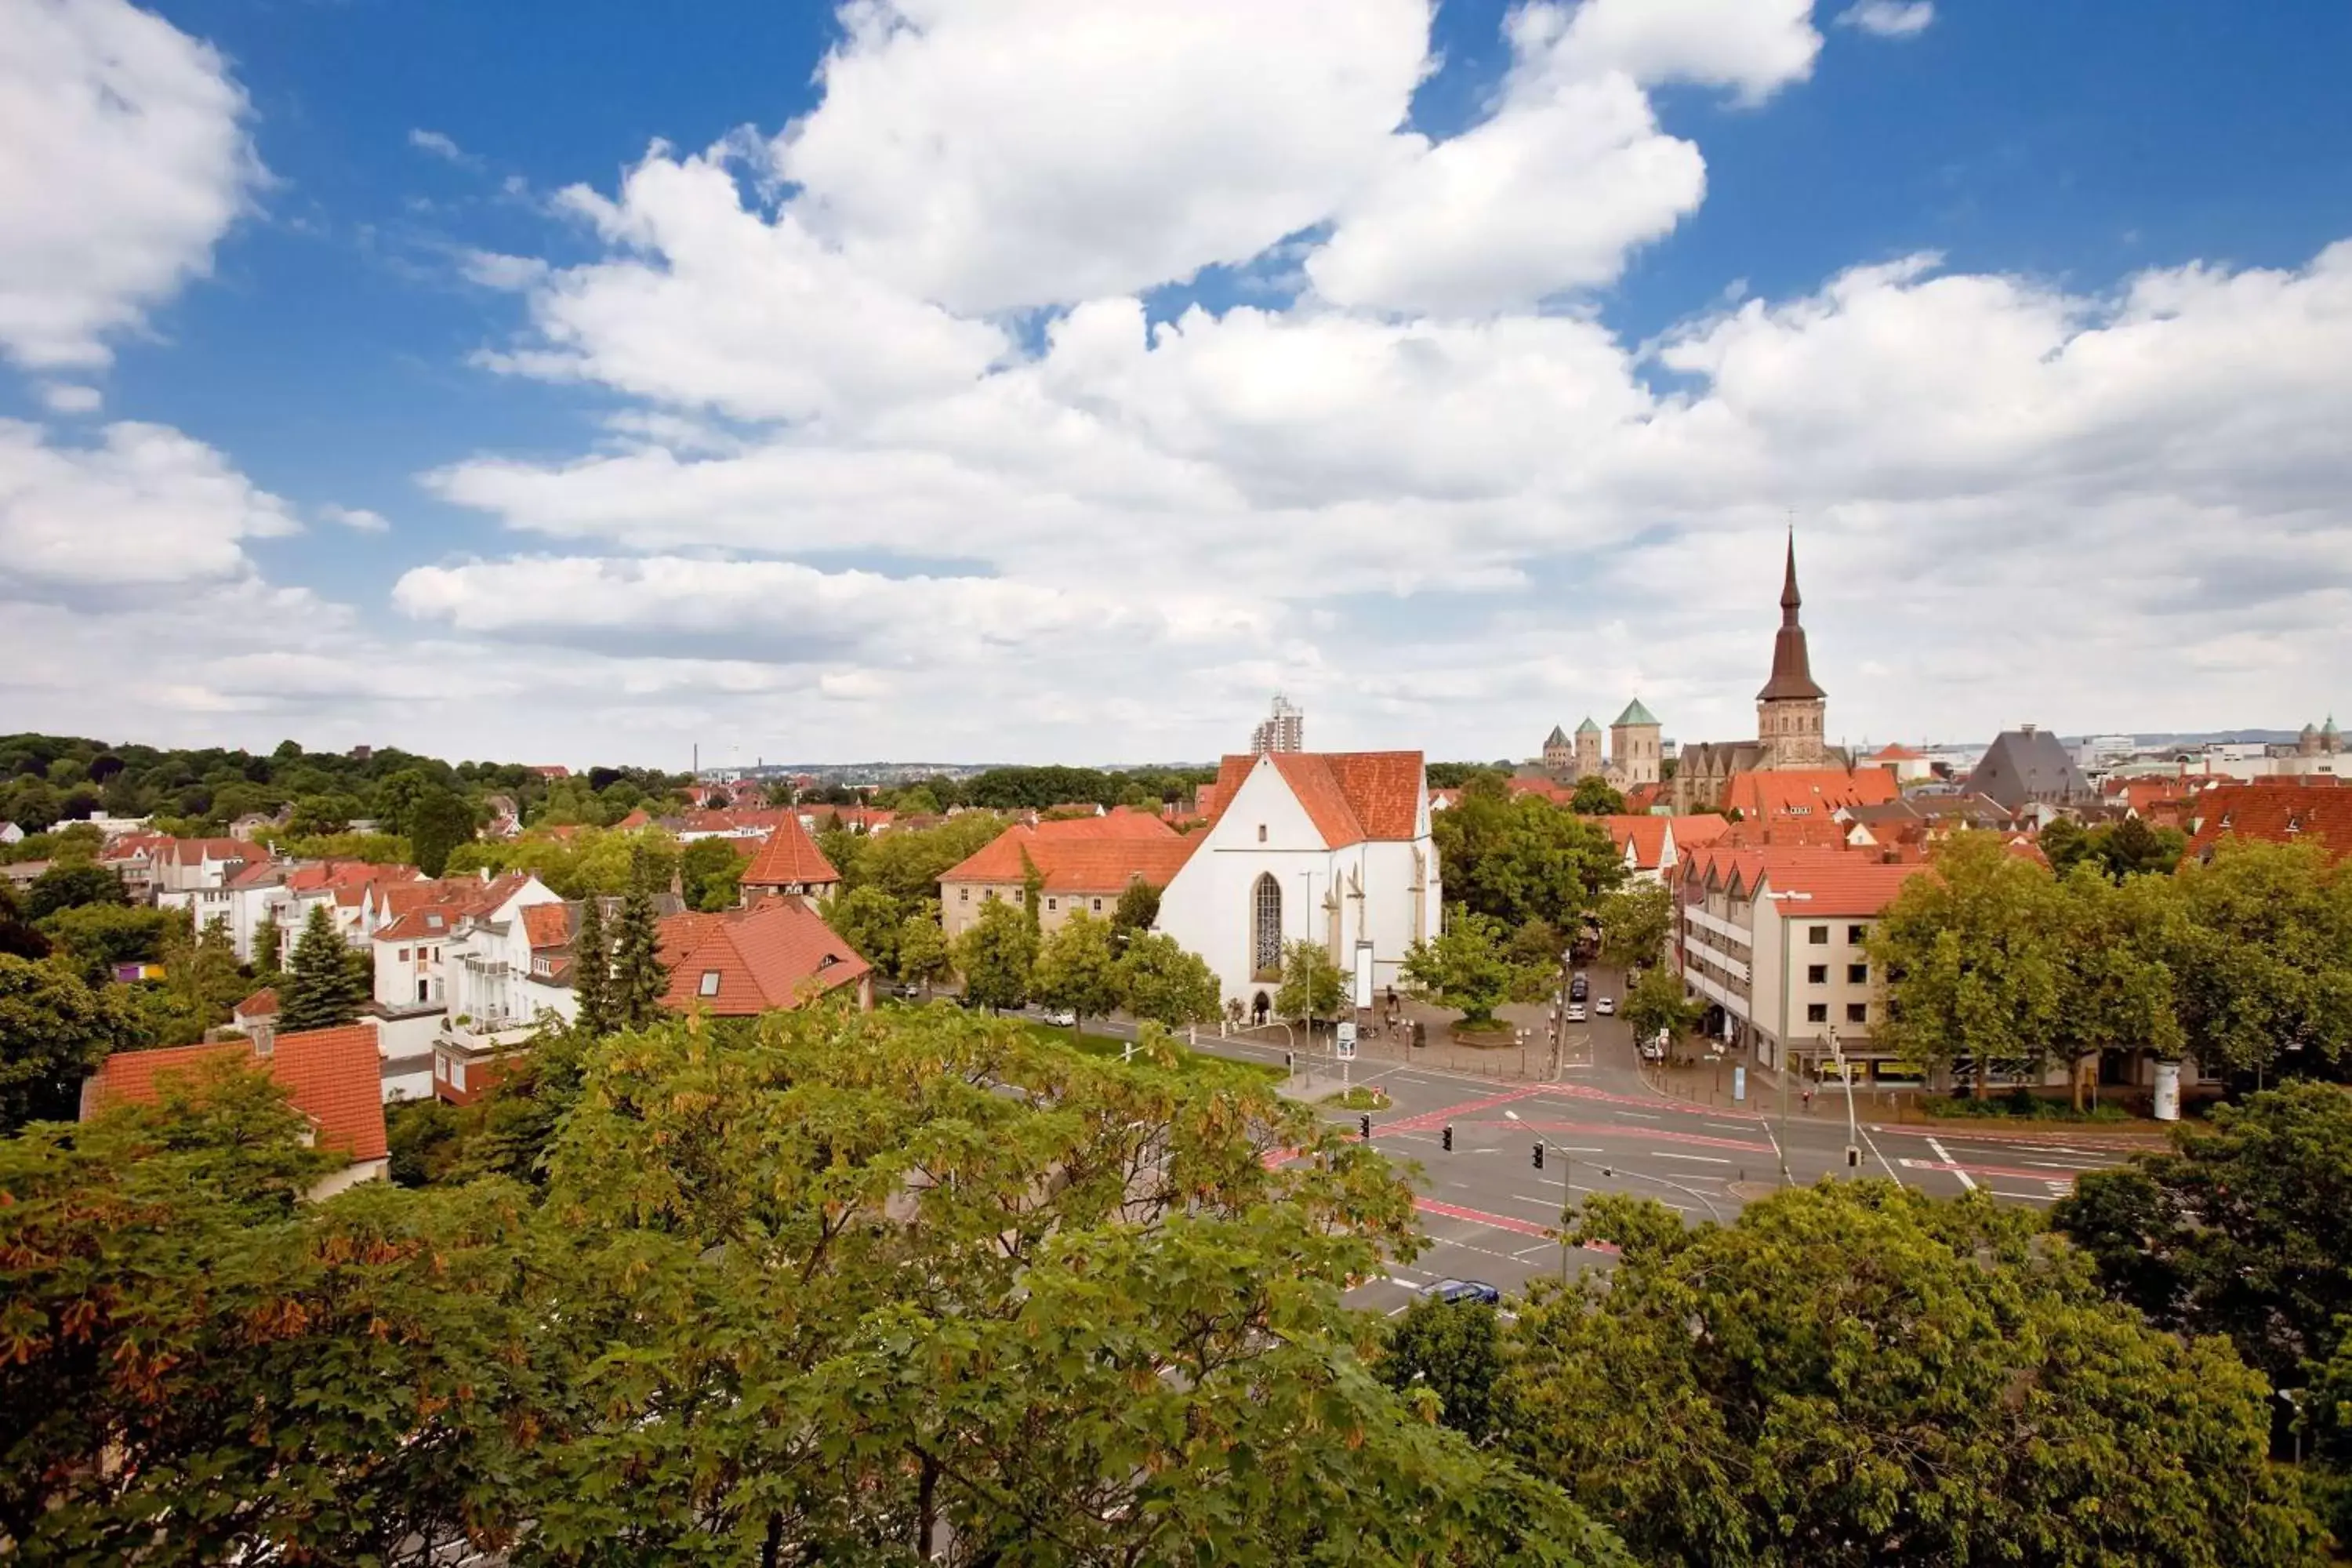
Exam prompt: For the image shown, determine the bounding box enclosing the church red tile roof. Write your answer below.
[1200,751,1427,849]
[657,901,870,1016]
[741,814,840,888]
[85,1025,387,1162]
[1724,767,1900,821]
[2185,782,2352,866]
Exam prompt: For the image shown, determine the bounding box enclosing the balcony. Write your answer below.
[1682,932,1751,982]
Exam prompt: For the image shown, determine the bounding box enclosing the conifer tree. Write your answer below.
[280,904,366,1033]
[608,847,667,1029]
[252,910,285,982]
[572,895,615,1037]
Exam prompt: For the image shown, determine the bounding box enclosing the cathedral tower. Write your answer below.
[1755,532,1828,768]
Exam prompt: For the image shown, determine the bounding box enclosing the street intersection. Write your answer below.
[1168,980,2160,1310]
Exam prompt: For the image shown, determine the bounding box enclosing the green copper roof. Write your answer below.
[1575,717,1601,735]
[1544,724,1570,747]
[2327,714,2341,736]
[1613,698,1659,728]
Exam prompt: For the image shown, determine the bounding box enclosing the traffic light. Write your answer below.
[1533,1143,1544,1170]
[1359,1114,1372,1140]
[1846,1144,1861,1169]
[1283,1051,1294,1073]
[1442,1124,1454,1152]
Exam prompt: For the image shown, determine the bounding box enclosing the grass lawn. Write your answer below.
[1319,1086,1392,1111]
[1015,1021,1286,1080]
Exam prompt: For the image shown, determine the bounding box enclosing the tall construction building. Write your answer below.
[1250,694,1305,756]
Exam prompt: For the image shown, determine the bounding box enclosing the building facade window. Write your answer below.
[1807,964,1828,984]
[1847,963,1868,984]
[1252,873,1283,981]
[1846,1002,1868,1024]
[960,887,969,902]
[1848,925,1867,945]
[1806,1004,1829,1024]
[1258,824,1268,843]
[1808,925,1829,945]
[1047,898,1058,911]
[1091,898,1102,911]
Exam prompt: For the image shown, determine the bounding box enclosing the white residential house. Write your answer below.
[432,877,576,1102]
[156,858,296,963]
[1152,752,1441,1019]
[0,822,21,846]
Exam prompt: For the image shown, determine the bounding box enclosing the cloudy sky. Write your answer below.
[4,0,2350,768]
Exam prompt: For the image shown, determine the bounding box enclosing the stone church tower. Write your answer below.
[1609,699,1662,788]
[1755,532,1828,768]
[1573,717,1603,777]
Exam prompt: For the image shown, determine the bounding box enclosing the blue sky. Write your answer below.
[4,0,2350,766]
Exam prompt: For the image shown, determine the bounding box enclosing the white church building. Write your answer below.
[1154,751,1441,1018]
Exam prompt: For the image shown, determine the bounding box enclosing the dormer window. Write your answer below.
[698,971,721,997]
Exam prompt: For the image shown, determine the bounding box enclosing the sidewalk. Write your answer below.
[1214,995,1566,1083]
[1640,1052,2173,1142]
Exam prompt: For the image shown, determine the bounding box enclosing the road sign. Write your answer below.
[1733,1065,1747,1103]
[1336,1021,1357,1061]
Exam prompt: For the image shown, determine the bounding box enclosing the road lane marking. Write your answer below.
[1613,1111,1661,1121]
[1651,1152,1733,1165]
[1706,1122,1751,1131]
[1990,1189,2058,1203]
[1923,1136,1976,1192]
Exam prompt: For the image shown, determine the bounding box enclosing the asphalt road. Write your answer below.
[1054,968,2156,1312]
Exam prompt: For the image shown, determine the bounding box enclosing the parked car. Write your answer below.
[1566,1004,1588,1023]
[1418,1279,1502,1306]
[1569,976,1590,1003]
[1041,1007,1077,1026]
[1595,996,1615,1016]
[1639,1032,1668,1062]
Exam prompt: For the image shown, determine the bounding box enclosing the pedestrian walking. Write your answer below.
[1802,1080,1814,1112]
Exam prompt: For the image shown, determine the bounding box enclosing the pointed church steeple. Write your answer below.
[1758,528,1825,702]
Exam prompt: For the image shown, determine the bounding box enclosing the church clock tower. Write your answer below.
[1755,532,1828,768]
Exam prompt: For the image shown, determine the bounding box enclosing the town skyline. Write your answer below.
[6,1,2352,762]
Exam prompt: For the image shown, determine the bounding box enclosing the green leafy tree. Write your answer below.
[1020,849,1045,934]
[823,884,905,975]
[25,862,127,920]
[2168,839,2352,1077]
[1433,787,1627,932]
[38,902,173,986]
[252,909,285,981]
[1383,1294,1504,1443]
[571,894,615,1038]
[2054,1083,2352,1415]
[285,792,363,837]
[1569,776,1625,815]
[1032,909,1123,1033]
[1403,911,1529,1027]
[2051,866,2184,1107]
[1867,831,2072,1088]
[1620,964,1703,1055]
[405,788,477,877]
[517,1008,1619,1564]
[895,911,952,998]
[1505,1182,2325,1567]
[165,912,248,1033]
[953,896,1037,1012]
[1111,875,1162,933]
[0,883,48,961]
[1115,931,1223,1028]
[1276,937,1348,1030]
[279,904,367,1033]
[1595,881,1674,970]
[2039,814,2092,877]
[676,833,747,911]
[0,1068,539,1563]
[608,846,667,1029]
[848,811,1004,906]
[0,954,143,1131]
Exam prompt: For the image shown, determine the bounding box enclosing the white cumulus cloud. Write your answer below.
[0,0,260,369]
[1838,2,1935,39]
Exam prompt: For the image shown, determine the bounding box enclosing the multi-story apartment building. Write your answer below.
[1671,845,1927,1085]
[1250,694,1305,756]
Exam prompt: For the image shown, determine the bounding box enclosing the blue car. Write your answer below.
[1418,1279,1502,1306]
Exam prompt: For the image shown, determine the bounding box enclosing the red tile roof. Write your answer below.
[233,986,278,1018]
[1668,814,1733,850]
[2185,782,2352,866]
[161,837,252,866]
[520,902,574,949]
[1679,843,1926,917]
[941,816,1194,892]
[1504,775,1574,805]
[1601,815,1671,870]
[1870,743,1927,761]
[1724,767,1901,821]
[657,902,870,1015]
[86,1024,387,1162]
[741,815,840,888]
[1200,752,1425,848]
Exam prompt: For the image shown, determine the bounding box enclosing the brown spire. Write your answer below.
[1758,529,1826,702]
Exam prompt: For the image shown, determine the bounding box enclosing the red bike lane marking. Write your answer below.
[1461,1116,1772,1153]
[1415,1197,1554,1238]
